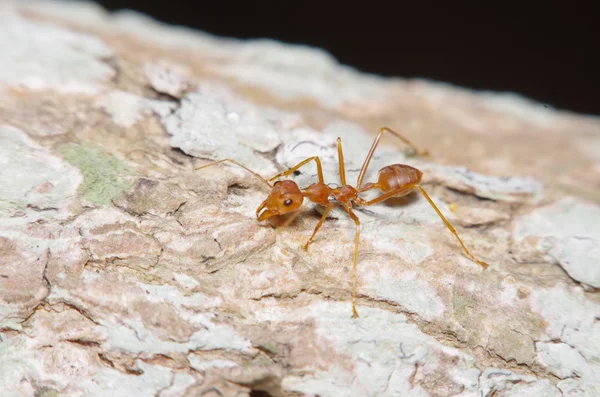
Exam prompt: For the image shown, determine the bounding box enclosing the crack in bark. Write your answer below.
[65,338,101,347]
[408,362,422,388]
[153,247,165,267]
[98,352,116,368]
[381,366,395,395]
[398,343,415,359]
[252,345,278,364]
[97,352,144,375]
[52,300,101,325]
[154,371,176,397]
[168,200,187,217]
[485,347,547,380]
[42,248,52,297]
[213,237,223,251]
[26,204,59,212]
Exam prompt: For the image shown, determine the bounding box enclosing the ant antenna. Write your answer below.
[195,159,273,188]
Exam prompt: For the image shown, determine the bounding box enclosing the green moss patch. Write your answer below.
[60,143,132,206]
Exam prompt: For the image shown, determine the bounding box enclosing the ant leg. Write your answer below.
[415,186,488,269]
[337,137,347,186]
[195,158,272,188]
[356,127,428,188]
[357,184,488,269]
[269,156,325,184]
[356,130,384,189]
[302,204,334,251]
[345,207,361,318]
[358,184,418,206]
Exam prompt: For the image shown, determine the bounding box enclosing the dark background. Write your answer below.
[95,1,599,116]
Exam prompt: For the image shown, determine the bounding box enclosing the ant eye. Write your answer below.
[284,199,293,206]
[273,181,281,186]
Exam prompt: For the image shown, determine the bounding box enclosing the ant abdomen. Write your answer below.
[377,164,423,193]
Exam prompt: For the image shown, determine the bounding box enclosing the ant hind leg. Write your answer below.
[416,185,488,269]
[356,184,489,269]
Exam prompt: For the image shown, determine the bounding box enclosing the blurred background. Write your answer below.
[95,1,599,115]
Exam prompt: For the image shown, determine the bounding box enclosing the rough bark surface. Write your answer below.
[1,1,599,396]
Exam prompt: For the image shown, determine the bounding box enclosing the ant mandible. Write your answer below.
[196,127,489,318]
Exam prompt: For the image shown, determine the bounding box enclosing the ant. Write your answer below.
[196,127,489,318]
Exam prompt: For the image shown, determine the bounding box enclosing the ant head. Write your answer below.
[256,180,304,221]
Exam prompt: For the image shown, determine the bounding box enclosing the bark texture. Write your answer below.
[1,1,599,396]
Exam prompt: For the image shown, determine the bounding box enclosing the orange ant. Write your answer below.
[196,127,489,318]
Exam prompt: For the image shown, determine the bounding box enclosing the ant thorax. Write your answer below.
[330,185,359,204]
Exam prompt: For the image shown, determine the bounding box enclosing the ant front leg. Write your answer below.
[302,204,334,251]
[269,156,325,184]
